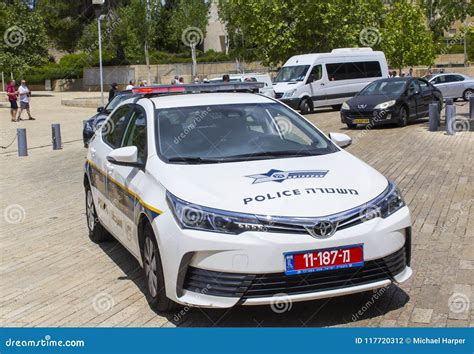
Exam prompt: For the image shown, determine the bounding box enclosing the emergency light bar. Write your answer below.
[131,82,264,95]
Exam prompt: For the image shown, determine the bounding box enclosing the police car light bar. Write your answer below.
[131,82,264,95]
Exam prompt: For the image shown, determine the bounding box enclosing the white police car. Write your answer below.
[84,83,412,311]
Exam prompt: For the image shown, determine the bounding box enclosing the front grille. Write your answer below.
[344,111,375,119]
[275,92,283,99]
[183,247,406,299]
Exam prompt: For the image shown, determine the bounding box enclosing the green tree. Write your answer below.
[218,0,385,66]
[0,0,48,77]
[417,0,473,40]
[380,1,436,73]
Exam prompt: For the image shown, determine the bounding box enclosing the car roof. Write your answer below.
[148,92,274,109]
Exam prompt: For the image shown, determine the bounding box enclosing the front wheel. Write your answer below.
[463,89,473,101]
[397,106,408,127]
[142,224,179,312]
[299,98,313,115]
[85,184,111,243]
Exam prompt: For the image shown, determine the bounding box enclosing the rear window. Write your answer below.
[326,61,382,81]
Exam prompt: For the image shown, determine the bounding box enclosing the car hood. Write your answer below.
[273,81,303,93]
[154,151,388,217]
[348,94,400,109]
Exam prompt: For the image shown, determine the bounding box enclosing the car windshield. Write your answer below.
[105,93,132,112]
[274,65,310,83]
[156,102,337,163]
[358,80,406,96]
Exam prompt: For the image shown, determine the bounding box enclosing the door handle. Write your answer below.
[90,147,96,158]
[320,83,325,86]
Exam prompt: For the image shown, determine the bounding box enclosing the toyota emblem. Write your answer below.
[306,220,337,238]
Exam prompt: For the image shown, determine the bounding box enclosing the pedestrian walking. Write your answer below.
[6,79,18,122]
[407,67,413,77]
[17,80,35,121]
[108,83,118,102]
[222,74,230,82]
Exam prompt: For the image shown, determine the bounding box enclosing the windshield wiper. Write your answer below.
[223,150,325,160]
[167,156,222,164]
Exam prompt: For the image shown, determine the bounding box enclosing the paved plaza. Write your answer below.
[0,92,473,327]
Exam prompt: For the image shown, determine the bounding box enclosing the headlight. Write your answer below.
[361,181,406,220]
[374,100,396,110]
[166,191,264,234]
[282,89,296,98]
[342,102,350,110]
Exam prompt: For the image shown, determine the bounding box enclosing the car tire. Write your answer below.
[463,89,473,101]
[85,184,111,243]
[142,223,179,312]
[332,104,342,111]
[397,106,408,127]
[346,123,357,129]
[299,98,313,115]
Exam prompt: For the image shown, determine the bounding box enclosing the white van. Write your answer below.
[274,48,389,113]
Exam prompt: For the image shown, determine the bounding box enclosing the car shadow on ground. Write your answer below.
[98,239,410,327]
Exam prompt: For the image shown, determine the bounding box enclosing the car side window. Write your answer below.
[454,75,464,82]
[122,105,147,164]
[102,105,131,148]
[417,79,430,92]
[308,65,322,83]
[408,81,420,94]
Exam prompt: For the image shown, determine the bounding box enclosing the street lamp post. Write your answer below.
[93,0,105,106]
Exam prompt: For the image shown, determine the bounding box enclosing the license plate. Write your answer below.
[284,244,364,275]
[353,118,370,124]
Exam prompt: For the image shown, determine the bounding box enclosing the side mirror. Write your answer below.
[329,132,352,148]
[97,106,104,113]
[106,146,142,167]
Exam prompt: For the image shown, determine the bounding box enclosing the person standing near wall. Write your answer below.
[17,80,35,121]
[6,79,18,122]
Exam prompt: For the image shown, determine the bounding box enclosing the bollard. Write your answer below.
[428,103,440,131]
[445,98,453,106]
[52,123,62,150]
[445,105,455,135]
[470,96,474,120]
[17,128,27,157]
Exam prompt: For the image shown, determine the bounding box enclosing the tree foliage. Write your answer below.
[0,0,48,76]
[380,1,436,72]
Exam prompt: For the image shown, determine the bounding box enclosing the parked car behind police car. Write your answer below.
[84,83,412,311]
[427,73,474,101]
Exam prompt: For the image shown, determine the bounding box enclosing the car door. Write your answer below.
[88,104,132,232]
[100,104,133,236]
[106,104,148,257]
[306,64,326,107]
[430,75,450,98]
[416,79,434,117]
[406,80,420,118]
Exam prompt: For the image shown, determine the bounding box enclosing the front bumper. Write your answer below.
[279,97,300,110]
[341,108,398,126]
[153,206,412,308]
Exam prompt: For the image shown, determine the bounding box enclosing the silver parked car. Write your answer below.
[427,73,474,101]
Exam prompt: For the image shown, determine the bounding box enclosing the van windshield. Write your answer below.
[274,65,310,83]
